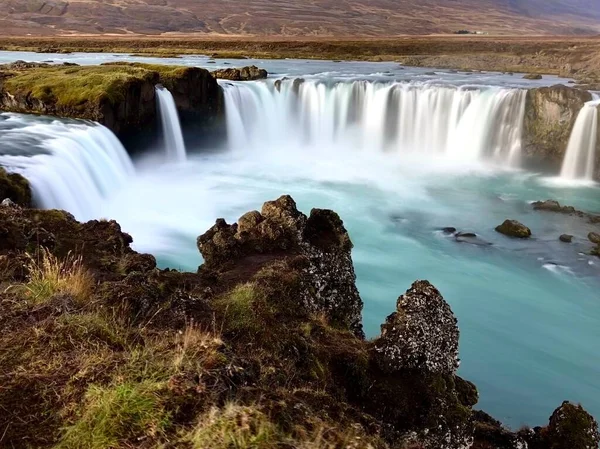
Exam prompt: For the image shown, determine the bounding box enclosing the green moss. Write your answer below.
[216,283,268,337]
[3,65,158,109]
[56,381,170,449]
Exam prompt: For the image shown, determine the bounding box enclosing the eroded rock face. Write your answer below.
[495,219,532,238]
[197,195,363,337]
[0,64,224,139]
[211,65,268,81]
[373,280,459,375]
[523,85,594,174]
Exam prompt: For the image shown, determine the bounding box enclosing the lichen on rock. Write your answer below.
[373,280,459,374]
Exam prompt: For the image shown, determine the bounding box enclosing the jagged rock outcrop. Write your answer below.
[197,195,363,337]
[0,63,224,139]
[0,168,31,207]
[211,65,268,81]
[368,280,475,449]
[495,219,532,238]
[0,194,597,449]
[374,280,459,374]
[523,85,594,172]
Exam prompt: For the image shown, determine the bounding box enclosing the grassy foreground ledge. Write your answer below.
[0,62,223,136]
[0,184,598,449]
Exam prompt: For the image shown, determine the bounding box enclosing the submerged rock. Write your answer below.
[560,234,574,243]
[211,65,268,81]
[442,227,457,234]
[456,233,493,246]
[533,199,600,224]
[373,280,459,374]
[197,195,363,337]
[495,219,532,238]
[523,73,543,80]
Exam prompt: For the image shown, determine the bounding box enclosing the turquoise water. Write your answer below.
[97,149,600,429]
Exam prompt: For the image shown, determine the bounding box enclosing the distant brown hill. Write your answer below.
[1,0,599,36]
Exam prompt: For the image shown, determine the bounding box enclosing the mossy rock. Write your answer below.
[0,168,31,206]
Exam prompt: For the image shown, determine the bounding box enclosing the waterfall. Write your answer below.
[155,86,187,162]
[222,79,527,166]
[0,114,134,221]
[560,100,600,181]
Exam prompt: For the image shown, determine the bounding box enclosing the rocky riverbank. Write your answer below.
[0,61,224,140]
[0,178,597,448]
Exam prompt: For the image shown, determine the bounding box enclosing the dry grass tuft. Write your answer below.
[23,248,93,304]
[185,403,281,449]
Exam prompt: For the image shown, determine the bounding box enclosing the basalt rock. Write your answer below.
[373,280,459,374]
[0,168,31,207]
[369,281,474,449]
[523,85,595,174]
[560,234,574,243]
[473,411,528,449]
[533,199,600,224]
[211,65,268,81]
[197,195,363,337]
[495,219,532,238]
[0,206,155,280]
[521,402,600,449]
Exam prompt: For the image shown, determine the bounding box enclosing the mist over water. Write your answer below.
[0,55,600,429]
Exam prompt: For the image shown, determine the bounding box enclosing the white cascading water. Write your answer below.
[560,99,600,181]
[222,79,527,166]
[0,115,134,220]
[155,86,187,162]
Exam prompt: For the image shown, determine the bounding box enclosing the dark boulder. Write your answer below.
[473,410,528,449]
[211,65,268,81]
[495,219,532,238]
[442,227,457,234]
[560,234,573,243]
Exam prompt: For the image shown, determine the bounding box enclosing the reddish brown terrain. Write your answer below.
[1,0,599,36]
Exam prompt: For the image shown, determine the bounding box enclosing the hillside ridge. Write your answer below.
[1,0,600,36]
